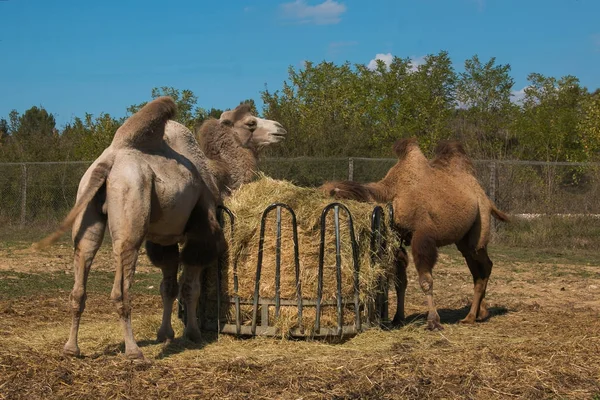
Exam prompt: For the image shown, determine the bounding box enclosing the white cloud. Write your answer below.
[510,86,528,104]
[279,0,347,25]
[408,55,426,72]
[367,53,426,72]
[367,53,393,71]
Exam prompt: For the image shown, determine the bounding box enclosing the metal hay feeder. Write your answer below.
[178,201,394,339]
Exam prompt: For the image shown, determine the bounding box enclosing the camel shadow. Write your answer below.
[155,332,218,359]
[401,305,509,327]
[89,332,219,360]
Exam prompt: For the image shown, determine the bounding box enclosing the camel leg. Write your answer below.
[145,242,180,343]
[177,201,227,342]
[63,202,107,357]
[109,237,145,359]
[179,261,203,343]
[411,231,442,331]
[391,246,409,326]
[106,171,151,359]
[457,239,493,324]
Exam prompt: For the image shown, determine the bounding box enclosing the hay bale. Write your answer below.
[204,175,400,337]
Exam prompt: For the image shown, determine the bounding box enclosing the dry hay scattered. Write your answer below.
[1,253,600,399]
[202,175,401,337]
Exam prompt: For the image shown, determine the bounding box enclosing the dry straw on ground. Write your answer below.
[203,175,400,336]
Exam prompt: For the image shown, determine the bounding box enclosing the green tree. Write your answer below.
[515,73,587,162]
[261,51,457,157]
[9,106,59,161]
[61,112,122,161]
[194,107,224,127]
[0,118,7,142]
[455,55,517,158]
[403,51,457,154]
[578,91,600,161]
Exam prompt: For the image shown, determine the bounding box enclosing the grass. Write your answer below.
[0,270,163,300]
[494,214,600,251]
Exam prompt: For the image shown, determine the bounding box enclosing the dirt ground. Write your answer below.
[1,240,599,399]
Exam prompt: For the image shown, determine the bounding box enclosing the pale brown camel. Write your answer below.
[195,103,287,196]
[320,138,509,330]
[34,100,286,359]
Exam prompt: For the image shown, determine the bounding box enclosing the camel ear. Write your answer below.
[220,118,234,127]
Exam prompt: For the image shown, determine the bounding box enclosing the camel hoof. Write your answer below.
[125,348,145,360]
[459,315,476,324]
[391,316,406,327]
[62,344,81,358]
[426,320,444,331]
[184,328,202,343]
[477,310,490,322]
[157,327,175,343]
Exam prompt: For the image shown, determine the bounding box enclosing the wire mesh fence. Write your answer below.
[1,158,599,228]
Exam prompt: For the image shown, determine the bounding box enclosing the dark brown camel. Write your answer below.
[320,138,509,330]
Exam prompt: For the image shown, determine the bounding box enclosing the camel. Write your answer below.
[320,138,509,330]
[34,99,287,359]
[195,103,287,196]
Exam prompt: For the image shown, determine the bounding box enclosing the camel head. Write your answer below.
[219,104,287,150]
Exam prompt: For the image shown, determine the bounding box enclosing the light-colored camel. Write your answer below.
[320,138,509,330]
[34,99,286,359]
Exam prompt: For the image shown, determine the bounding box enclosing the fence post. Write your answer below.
[20,163,27,226]
[348,158,354,181]
[489,161,497,232]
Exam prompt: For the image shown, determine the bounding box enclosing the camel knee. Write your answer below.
[109,288,132,317]
[161,276,179,300]
[419,274,434,294]
[180,274,201,303]
[69,286,87,312]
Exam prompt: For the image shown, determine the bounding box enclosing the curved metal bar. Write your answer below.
[216,205,235,336]
[369,205,385,324]
[251,203,302,336]
[316,202,361,336]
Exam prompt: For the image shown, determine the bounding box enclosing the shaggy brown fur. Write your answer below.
[195,103,287,196]
[319,138,509,330]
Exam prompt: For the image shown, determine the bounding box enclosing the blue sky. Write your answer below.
[1,0,599,128]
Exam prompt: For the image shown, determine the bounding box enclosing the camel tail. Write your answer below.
[111,96,177,150]
[491,204,510,222]
[32,160,112,250]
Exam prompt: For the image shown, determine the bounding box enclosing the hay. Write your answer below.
[205,175,400,336]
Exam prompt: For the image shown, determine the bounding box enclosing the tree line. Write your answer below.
[1,52,599,163]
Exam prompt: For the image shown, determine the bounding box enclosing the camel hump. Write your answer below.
[434,140,468,159]
[431,140,474,172]
[392,137,419,159]
[111,96,177,150]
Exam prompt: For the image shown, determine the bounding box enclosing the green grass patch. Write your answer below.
[0,270,163,300]
[494,215,600,251]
